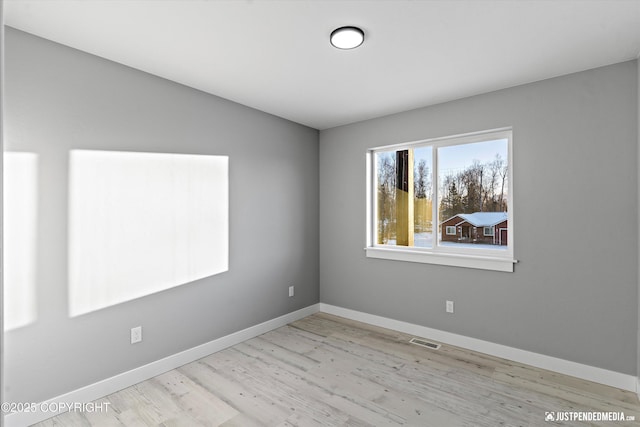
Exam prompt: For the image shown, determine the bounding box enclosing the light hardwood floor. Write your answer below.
[35,313,640,426]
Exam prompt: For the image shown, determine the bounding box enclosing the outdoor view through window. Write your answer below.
[375,132,509,254]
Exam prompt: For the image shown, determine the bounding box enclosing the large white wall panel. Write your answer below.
[68,150,228,317]
[3,152,38,331]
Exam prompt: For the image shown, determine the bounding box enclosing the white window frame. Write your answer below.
[365,128,516,272]
[445,226,457,235]
[483,226,494,236]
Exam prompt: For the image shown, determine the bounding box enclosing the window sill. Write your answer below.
[365,246,517,272]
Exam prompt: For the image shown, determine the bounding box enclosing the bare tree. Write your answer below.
[496,155,508,212]
[377,153,396,243]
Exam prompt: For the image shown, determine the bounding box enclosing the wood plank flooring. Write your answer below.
[34,313,640,426]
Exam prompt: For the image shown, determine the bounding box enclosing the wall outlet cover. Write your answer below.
[131,326,142,344]
[446,300,454,313]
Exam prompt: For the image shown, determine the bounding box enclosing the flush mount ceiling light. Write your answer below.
[330,26,364,50]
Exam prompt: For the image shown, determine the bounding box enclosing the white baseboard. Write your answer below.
[6,302,637,426]
[319,303,638,393]
[4,303,320,427]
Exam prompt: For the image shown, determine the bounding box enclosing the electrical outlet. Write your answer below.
[446,300,454,314]
[131,326,142,344]
[288,286,295,297]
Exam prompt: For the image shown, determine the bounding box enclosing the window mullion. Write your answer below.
[395,149,414,246]
[432,146,438,250]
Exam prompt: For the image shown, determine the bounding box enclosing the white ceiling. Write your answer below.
[5,0,640,130]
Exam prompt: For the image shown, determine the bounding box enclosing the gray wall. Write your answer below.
[1,4,5,427]
[319,61,639,375]
[3,27,319,403]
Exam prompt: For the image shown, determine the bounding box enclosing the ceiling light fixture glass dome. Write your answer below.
[330,26,364,49]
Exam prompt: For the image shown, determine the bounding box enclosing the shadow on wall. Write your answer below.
[3,150,229,330]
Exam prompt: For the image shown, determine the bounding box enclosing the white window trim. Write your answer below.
[365,128,517,272]
[445,226,457,235]
[483,226,494,236]
[365,246,516,272]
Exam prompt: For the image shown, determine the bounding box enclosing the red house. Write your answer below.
[440,212,508,245]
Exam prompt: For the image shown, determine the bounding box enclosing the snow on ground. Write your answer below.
[384,232,507,250]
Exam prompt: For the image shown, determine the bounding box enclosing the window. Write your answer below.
[366,128,515,272]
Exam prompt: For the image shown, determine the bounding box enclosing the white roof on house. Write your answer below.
[454,212,508,227]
